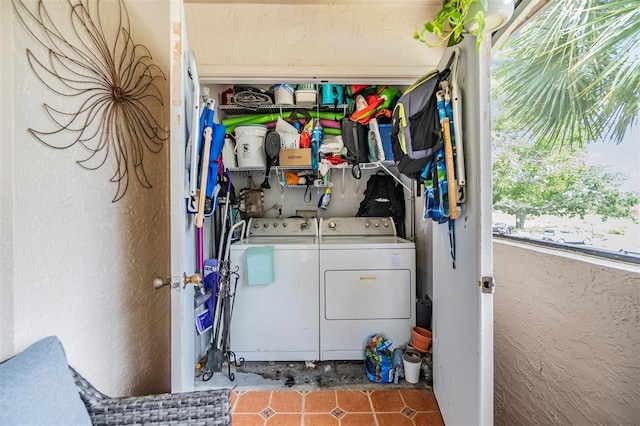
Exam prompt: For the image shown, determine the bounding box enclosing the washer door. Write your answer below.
[324,269,412,320]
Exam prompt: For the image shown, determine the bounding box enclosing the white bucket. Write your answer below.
[403,350,422,384]
[222,135,237,168]
[235,125,267,168]
[274,84,295,105]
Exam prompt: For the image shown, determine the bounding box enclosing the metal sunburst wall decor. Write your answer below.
[12,0,168,202]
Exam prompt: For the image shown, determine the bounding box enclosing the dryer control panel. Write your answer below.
[319,217,396,237]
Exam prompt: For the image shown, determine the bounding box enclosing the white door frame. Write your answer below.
[169,0,198,393]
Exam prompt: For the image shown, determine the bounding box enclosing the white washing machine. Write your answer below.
[229,217,319,361]
[319,217,416,360]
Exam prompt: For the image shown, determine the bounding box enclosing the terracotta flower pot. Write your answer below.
[411,327,432,352]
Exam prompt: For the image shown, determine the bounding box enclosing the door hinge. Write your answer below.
[480,276,495,294]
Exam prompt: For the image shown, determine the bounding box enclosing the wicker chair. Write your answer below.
[71,367,231,426]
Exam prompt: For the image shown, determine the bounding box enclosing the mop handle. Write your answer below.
[197,227,204,273]
[442,117,458,220]
[196,127,212,228]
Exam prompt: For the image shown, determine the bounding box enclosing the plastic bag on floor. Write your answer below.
[364,334,394,383]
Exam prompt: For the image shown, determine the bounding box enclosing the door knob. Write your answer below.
[183,272,202,288]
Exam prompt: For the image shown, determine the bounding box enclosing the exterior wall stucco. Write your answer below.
[494,240,640,425]
[1,0,171,396]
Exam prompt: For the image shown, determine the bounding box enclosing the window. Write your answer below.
[491,0,639,262]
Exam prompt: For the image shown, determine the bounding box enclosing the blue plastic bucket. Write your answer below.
[378,123,394,160]
[321,84,344,106]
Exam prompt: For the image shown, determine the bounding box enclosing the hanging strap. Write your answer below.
[304,184,312,203]
[351,123,362,179]
[448,219,456,269]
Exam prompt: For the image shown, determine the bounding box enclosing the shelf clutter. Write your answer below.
[215,83,411,199]
[220,84,397,163]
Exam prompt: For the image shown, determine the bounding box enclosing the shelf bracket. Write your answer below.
[376,162,412,192]
[340,167,346,198]
[276,169,285,197]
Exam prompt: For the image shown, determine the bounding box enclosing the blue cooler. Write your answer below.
[378,123,394,161]
[321,84,344,106]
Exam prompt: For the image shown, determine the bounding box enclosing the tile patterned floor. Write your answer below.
[231,388,444,425]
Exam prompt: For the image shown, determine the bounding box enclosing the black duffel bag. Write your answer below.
[341,118,370,178]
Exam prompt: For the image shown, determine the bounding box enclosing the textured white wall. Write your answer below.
[185,2,443,81]
[1,0,171,396]
[494,240,640,425]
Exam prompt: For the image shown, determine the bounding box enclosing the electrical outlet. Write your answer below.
[274,203,285,218]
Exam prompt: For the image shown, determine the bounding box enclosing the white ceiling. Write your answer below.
[183,0,554,62]
[185,0,439,4]
[185,0,553,38]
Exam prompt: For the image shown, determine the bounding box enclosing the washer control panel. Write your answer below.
[248,217,318,237]
[319,217,396,237]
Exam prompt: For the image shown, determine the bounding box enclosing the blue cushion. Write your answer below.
[0,336,92,425]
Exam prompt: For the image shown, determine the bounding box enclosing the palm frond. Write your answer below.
[494,0,640,146]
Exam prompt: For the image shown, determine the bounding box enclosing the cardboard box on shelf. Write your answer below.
[279,148,312,167]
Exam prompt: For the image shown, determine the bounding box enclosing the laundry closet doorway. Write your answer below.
[168,2,494,425]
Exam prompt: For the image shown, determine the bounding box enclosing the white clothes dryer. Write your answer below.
[319,217,416,360]
[229,217,319,361]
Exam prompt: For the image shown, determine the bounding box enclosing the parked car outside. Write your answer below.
[493,222,514,236]
[542,227,593,245]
